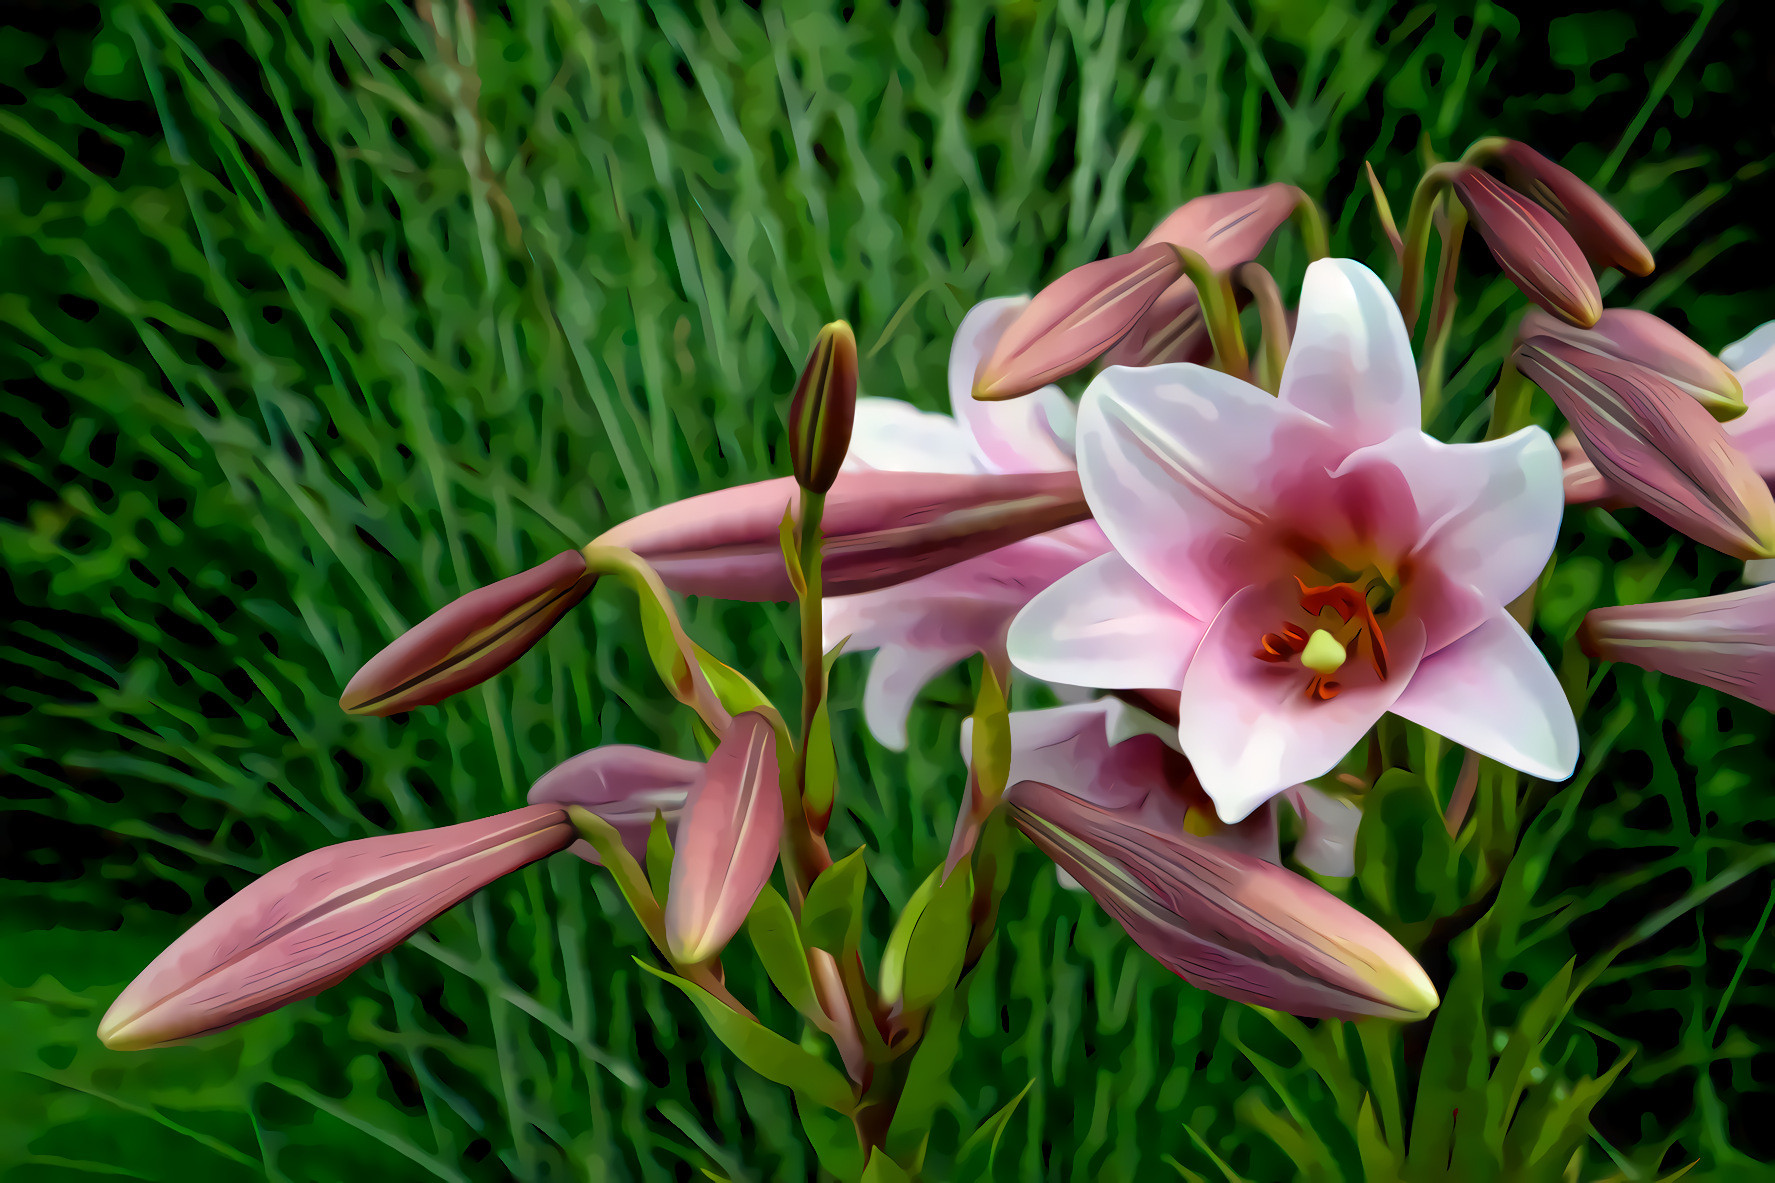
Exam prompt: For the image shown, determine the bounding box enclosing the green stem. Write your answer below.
[1235,262,1290,395]
[1397,163,1464,333]
[1169,245,1249,381]
[1417,202,1467,426]
[1291,191,1331,260]
[1485,360,1534,441]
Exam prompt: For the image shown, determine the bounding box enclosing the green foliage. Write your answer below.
[3,0,1773,1180]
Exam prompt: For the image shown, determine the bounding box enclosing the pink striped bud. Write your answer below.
[972,243,1182,400]
[341,551,594,715]
[1580,585,1775,710]
[1004,782,1438,1021]
[99,806,574,1050]
[1517,337,1775,558]
[1520,308,1744,421]
[1481,139,1655,277]
[596,469,1090,601]
[527,745,706,866]
[1451,166,1601,327]
[665,713,782,964]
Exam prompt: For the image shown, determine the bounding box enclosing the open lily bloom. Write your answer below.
[823,298,1110,749]
[1009,258,1578,821]
[962,698,1361,876]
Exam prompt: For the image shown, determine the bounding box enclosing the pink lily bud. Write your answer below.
[1520,308,1745,421]
[971,243,1183,401]
[1004,782,1439,1021]
[1484,139,1655,277]
[665,712,782,964]
[1517,337,1775,559]
[99,805,574,1050]
[1103,184,1301,369]
[789,321,860,493]
[596,468,1090,601]
[527,744,706,866]
[1451,166,1601,327]
[340,551,595,716]
[1580,585,1775,710]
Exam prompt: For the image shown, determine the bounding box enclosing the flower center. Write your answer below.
[1254,577,1392,701]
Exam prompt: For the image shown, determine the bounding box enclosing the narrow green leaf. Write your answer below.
[797,1090,867,1182]
[779,502,807,599]
[860,1151,913,1183]
[1354,1095,1399,1181]
[1180,1122,1252,1183]
[883,865,973,1013]
[645,810,674,909]
[569,806,667,952]
[884,969,971,1160]
[746,885,826,1027]
[970,662,1011,802]
[634,959,854,1114]
[953,1078,1035,1179]
[801,848,867,956]
[1484,957,1575,1153]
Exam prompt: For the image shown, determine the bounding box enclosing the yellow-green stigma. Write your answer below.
[1300,629,1347,675]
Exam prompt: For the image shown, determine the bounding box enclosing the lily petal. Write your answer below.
[1076,362,1339,618]
[527,745,705,866]
[1278,257,1422,446]
[1282,785,1362,878]
[859,640,978,751]
[1389,611,1577,780]
[948,298,1077,473]
[1007,552,1207,690]
[845,397,982,474]
[1177,584,1427,822]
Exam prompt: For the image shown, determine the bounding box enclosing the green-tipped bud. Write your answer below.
[788,321,859,493]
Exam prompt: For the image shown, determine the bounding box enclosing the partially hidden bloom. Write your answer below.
[822,298,1111,748]
[1009,257,1579,822]
[1478,138,1655,277]
[663,712,782,964]
[341,551,596,716]
[1580,585,1775,710]
[527,743,706,865]
[961,697,1361,876]
[1450,166,1601,327]
[973,185,1302,398]
[595,467,1090,603]
[99,806,575,1050]
[1516,336,1775,560]
[1004,779,1438,1021]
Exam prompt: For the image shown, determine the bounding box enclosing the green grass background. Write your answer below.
[2,0,1773,1179]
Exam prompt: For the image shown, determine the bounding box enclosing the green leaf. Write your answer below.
[1354,1095,1398,1181]
[779,502,807,598]
[952,1078,1034,1180]
[879,864,973,1012]
[802,641,846,824]
[645,809,674,909]
[796,1090,867,1182]
[801,848,867,956]
[883,968,972,1161]
[970,662,1011,802]
[860,1150,913,1183]
[1354,768,1470,927]
[1405,928,1492,1177]
[634,959,854,1114]
[1484,957,1575,1153]
[746,885,826,1027]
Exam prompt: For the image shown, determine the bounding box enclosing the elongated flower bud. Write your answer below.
[972,243,1182,400]
[1520,308,1745,421]
[665,713,782,964]
[1451,166,1601,327]
[1103,184,1300,369]
[1005,782,1438,1021]
[528,744,706,866]
[1580,585,1775,710]
[1517,338,1775,558]
[596,469,1090,601]
[99,806,574,1050]
[1479,138,1654,277]
[789,321,859,493]
[341,551,595,716]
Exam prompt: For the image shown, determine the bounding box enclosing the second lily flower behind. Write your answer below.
[1008,257,1580,822]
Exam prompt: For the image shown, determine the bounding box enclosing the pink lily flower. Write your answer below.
[1008,258,1579,821]
[1722,320,1775,488]
[961,698,1362,876]
[822,298,1111,748]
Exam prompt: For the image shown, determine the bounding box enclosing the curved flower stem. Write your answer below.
[1169,245,1250,381]
[1484,359,1535,441]
[1364,161,1404,261]
[1236,262,1291,395]
[1291,191,1331,261]
[1397,162,1465,333]
[1418,200,1467,425]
